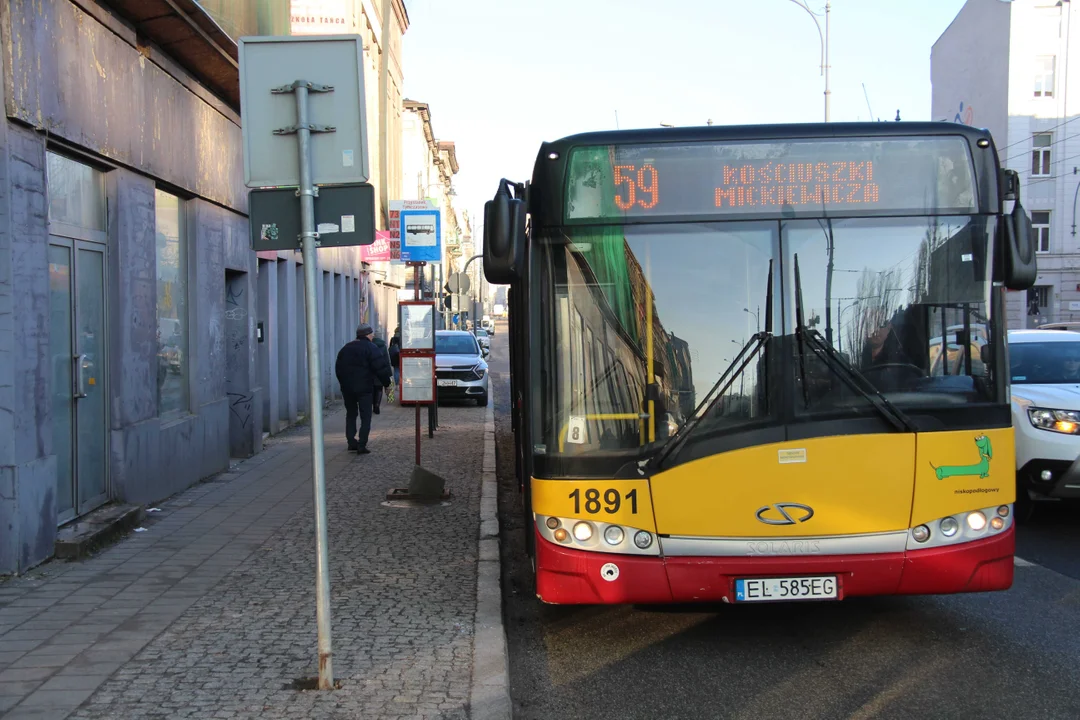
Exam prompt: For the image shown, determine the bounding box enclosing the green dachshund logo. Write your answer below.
[930,435,993,480]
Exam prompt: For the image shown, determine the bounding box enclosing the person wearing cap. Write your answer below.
[335,323,393,453]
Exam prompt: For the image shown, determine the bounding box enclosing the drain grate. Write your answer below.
[381,499,451,508]
[285,677,342,691]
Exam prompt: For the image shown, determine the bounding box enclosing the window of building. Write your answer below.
[1032,134,1052,176]
[46,153,106,232]
[1035,56,1056,97]
[155,190,189,417]
[1032,210,1051,253]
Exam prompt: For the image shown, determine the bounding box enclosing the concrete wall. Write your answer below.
[0,0,372,574]
[0,118,58,572]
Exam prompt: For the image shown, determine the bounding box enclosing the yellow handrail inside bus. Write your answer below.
[558,414,646,452]
[645,251,656,444]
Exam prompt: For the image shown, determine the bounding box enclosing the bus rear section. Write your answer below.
[484,122,1037,605]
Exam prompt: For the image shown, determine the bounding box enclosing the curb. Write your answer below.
[469,400,512,719]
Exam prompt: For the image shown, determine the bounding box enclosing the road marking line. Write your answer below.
[1014,556,1035,567]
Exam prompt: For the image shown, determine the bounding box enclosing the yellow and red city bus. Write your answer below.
[486,122,1037,604]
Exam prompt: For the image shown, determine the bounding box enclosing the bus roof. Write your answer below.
[539,121,996,153]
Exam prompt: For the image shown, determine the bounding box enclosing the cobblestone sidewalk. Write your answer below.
[0,397,491,719]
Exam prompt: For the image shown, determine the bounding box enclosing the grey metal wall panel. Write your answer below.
[107,171,158,429]
[3,0,247,214]
[0,105,14,472]
[225,270,257,457]
[257,259,279,433]
[197,398,230,479]
[277,258,298,426]
[109,418,160,505]
[0,467,16,571]
[193,201,227,408]
[9,125,49,468]
[14,455,57,571]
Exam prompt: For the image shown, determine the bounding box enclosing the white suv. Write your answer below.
[1009,329,1080,519]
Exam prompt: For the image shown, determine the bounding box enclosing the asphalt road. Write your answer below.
[489,325,1080,720]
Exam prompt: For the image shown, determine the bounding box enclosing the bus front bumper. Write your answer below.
[533,526,1015,605]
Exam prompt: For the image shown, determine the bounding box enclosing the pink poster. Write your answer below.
[361,230,393,262]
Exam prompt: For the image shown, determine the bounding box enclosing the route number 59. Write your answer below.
[569,488,638,515]
[613,164,659,211]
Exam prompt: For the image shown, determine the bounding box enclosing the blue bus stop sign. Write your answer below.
[400,209,441,262]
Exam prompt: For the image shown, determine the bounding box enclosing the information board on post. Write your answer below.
[398,301,436,406]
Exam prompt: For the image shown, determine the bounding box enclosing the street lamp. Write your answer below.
[786,0,831,122]
[744,306,760,332]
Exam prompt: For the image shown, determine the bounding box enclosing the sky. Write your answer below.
[401,0,969,228]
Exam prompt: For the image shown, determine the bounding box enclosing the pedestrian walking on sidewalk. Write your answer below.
[335,323,392,454]
[388,327,402,391]
[371,329,391,414]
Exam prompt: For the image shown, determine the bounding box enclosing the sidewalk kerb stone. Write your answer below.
[469,400,512,720]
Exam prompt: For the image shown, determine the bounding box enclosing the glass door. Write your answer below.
[48,238,108,522]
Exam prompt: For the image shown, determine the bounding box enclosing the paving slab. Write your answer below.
[0,397,506,718]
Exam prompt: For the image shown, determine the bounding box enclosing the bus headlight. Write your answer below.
[909,504,1012,550]
[966,511,987,531]
[573,522,594,541]
[634,531,653,549]
[603,525,624,545]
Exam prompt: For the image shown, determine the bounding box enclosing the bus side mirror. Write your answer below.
[484,180,526,284]
[998,170,1037,290]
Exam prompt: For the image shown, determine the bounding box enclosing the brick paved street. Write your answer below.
[0,397,490,719]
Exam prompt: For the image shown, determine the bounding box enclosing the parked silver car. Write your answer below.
[435,330,489,406]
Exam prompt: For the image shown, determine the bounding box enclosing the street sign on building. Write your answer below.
[239,35,369,188]
[249,183,375,250]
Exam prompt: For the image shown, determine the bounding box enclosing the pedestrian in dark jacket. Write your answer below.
[388,327,402,388]
[335,324,392,453]
[371,330,391,414]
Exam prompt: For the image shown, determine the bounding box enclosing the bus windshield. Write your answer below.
[533,214,1000,475]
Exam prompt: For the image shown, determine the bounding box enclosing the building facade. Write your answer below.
[933,0,1080,328]
[0,0,401,574]
[287,0,411,338]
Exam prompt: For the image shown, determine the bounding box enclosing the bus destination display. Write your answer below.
[564,137,977,221]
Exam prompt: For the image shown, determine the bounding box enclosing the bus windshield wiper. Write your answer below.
[647,331,772,471]
[793,254,918,433]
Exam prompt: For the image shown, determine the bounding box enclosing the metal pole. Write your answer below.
[825,2,831,122]
[414,262,421,466]
[295,83,334,690]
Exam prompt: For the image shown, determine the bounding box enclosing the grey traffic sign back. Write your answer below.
[239,36,369,188]
[250,183,375,250]
[447,272,471,294]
